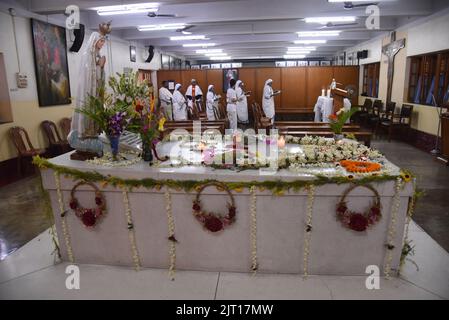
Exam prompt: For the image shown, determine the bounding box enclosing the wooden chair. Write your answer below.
[251,103,271,131]
[375,101,396,135]
[356,98,373,125]
[59,117,71,140]
[41,120,70,156]
[8,126,46,175]
[367,99,383,130]
[378,104,414,141]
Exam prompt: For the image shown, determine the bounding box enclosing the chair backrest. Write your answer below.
[363,98,373,110]
[372,100,383,114]
[385,101,396,115]
[8,126,35,155]
[59,117,71,139]
[41,120,63,145]
[251,103,260,130]
[400,104,414,118]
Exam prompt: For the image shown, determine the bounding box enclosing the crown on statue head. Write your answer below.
[99,21,112,36]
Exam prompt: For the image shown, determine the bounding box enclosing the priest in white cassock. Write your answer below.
[206,85,221,120]
[235,80,249,125]
[159,81,173,121]
[186,79,203,113]
[262,79,280,124]
[172,83,188,121]
[226,79,238,132]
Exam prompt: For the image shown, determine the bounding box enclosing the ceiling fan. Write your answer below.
[341,1,378,10]
[176,25,196,33]
[147,11,184,18]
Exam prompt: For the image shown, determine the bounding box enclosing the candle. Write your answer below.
[277,136,286,148]
[327,89,331,98]
[321,89,325,97]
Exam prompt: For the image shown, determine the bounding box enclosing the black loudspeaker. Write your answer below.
[357,50,368,59]
[69,24,85,52]
[145,45,155,63]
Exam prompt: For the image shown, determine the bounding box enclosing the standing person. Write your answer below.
[206,85,221,120]
[159,81,173,121]
[172,83,188,121]
[226,79,238,132]
[262,79,280,124]
[235,80,249,125]
[186,79,203,113]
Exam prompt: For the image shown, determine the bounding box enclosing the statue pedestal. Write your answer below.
[70,150,99,161]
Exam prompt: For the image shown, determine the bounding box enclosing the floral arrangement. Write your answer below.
[340,160,382,173]
[68,181,106,227]
[336,184,382,232]
[328,107,359,134]
[192,182,236,233]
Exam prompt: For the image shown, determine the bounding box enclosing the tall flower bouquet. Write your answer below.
[328,107,359,137]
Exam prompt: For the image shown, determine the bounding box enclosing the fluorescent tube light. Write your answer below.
[284,55,306,59]
[294,40,327,44]
[182,43,216,47]
[305,16,356,24]
[170,35,207,41]
[95,3,159,16]
[297,31,340,37]
[210,56,232,60]
[196,49,223,54]
[138,24,186,31]
[204,53,228,57]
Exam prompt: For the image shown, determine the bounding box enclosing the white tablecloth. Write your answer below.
[314,96,333,123]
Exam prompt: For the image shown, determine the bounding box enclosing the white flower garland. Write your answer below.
[54,172,74,263]
[249,186,258,274]
[303,184,316,277]
[384,177,403,279]
[122,188,141,271]
[87,151,142,167]
[399,180,417,272]
[165,189,177,280]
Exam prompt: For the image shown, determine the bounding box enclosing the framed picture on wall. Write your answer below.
[297,61,308,66]
[129,46,136,62]
[223,69,238,93]
[31,19,71,106]
[231,62,242,68]
[221,63,232,69]
[309,61,320,66]
[211,63,221,69]
[191,65,200,70]
[161,54,170,70]
[320,61,331,66]
[286,61,297,67]
[275,61,286,67]
[201,64,210,69]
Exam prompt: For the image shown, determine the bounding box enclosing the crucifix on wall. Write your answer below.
[382,31,406,104]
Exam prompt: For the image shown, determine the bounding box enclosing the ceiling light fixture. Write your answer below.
[297,31,340,37]
[204,53,228,57]
[284,54,306,59]
[294,40,327,44]
[138,23,186,32]
[196,49,223,54]
[170,35,207,41]
[328,0,393,2]
[182,31,192,35]
[210,56,232,60]
[182,43,216,47]
[304,16,356,24]
[94,3,159,16]
[286,50,311,54]
[288,47,317,51]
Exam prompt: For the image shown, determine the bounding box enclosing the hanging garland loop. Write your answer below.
[336,184,381,232]
[193,182,236,233]
[69,181,106,227]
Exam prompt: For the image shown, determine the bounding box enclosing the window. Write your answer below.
[362,62,380,98]
[408,50,449,106]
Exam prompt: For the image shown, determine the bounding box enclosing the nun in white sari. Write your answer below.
[206,85,220,120]
[67,31,107,156]
[172,83,188,121]
[235,80,249,124]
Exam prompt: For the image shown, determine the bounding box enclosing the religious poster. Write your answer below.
[191,65,200,69]
[201,64,210,69]
[275,61,286,67]
[31,19,71,107]
[211,63,221,69]
[297,61,308,66]
[309,61,320,66]
[231,62,242,68]
[286,61,297,67]
[223,69,238,93]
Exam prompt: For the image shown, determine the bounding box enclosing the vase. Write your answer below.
[108,135,120,160]
[333,133,344,142]
[142,139,153,163]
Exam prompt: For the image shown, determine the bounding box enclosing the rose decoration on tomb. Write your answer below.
[69,181,106,228]
[336,184,381,232]
[192,182,236,233]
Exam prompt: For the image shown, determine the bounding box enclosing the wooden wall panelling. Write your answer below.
[255,68,281,111]
[332,66,360,105]
[280,67,307,112]
[306,67,334,109]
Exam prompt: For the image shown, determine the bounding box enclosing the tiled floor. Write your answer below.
[372,140,449,252]
[0,221,447,299]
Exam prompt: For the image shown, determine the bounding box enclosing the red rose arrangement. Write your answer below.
[69,181,106,228]
[192,182,236,233]
[336,184,381,232]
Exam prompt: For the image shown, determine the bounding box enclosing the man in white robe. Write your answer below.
[159,81,173,121]
[186,79,203,113]
[172,83,188,121]
[262,79,280,124]
[235,80,249,124]
[206,85,221,120]
[226,79,238,132]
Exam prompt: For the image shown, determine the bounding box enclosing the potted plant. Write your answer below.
[328,107,359,141]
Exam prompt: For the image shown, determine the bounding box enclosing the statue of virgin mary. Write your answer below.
[68,23,111,159]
